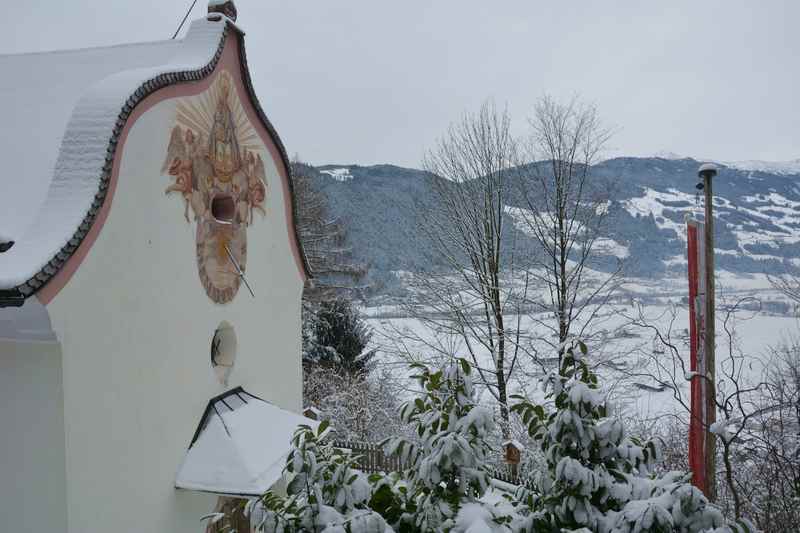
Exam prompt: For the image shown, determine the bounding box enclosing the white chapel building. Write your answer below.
[0,2,313,531]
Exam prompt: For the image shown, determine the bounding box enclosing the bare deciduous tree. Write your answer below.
[767,268,800,309]
[399,101,523,431]
[622,297,771,520]
[628,308,800,532]
[303,365,405,442]
[292,160,365,303]
[292,160,369,371]
[389,98,625,430]
[513,96,619,363]
[744,340,800,530]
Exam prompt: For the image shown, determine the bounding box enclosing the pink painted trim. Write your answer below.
[38,32,307,305]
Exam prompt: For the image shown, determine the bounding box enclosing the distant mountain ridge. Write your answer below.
[306,157,800,295]
[636,152,800,176]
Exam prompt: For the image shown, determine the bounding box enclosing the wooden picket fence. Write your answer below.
[331,439,535,492]
[487,467,537,492]
[331,440,406,473]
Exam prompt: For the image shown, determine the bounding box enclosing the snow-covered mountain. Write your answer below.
[308,157,800,295]
[642,151,800,176]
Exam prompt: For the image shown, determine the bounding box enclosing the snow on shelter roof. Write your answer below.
[0,13,310,303]
[175,387,319,496]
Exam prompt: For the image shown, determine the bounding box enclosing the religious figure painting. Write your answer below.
[162,70,268,304]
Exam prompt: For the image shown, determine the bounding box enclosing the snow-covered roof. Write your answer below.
[0,11,311,302]
[175,387,318,496]
[502,439,524,451]
[0,40,166,243]
[0,16,227,295]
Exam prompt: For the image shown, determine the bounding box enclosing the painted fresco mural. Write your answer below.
[162,71,268,304]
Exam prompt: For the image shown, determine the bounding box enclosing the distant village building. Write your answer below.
[0,2,313,532]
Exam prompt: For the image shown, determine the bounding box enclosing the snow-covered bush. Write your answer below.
[510,341,754,533]
[245,422,390,532]
[377,359,517,532]
[304,365,404,442]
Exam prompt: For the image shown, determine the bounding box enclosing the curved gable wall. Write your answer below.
[45,33,304,533]
[0,18,229,299]
[37,26,307,306]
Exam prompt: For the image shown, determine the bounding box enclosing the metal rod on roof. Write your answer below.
[172,0,200,39]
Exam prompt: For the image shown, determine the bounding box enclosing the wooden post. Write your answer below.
[699,163,718,501]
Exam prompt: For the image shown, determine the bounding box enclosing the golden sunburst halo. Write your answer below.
[175,70,261,154]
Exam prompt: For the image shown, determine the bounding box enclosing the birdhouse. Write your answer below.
[503,440,523,465]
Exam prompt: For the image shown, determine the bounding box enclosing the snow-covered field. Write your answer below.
[319,167,354,182]
[364,274,799,424]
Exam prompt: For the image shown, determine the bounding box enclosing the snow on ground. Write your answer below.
[622,186,800,258]
[724,159,800,176]
[627,306,797,421]
[504,206,629,258]
[611,151,800,176]
[369,307,798,422]
[651,151,687,160]
[504,206,541,236]
[320,167,354,182]
[727,191,800,248]
[663,254,687,267]
[622,188,695,239]
[365,271,799,424]
[594,237,630,258]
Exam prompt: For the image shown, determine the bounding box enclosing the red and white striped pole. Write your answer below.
[686,217,707,494]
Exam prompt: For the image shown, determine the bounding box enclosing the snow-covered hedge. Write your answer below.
[213,345,754,533]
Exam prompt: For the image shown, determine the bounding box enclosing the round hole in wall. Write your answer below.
[211,194,235,224]
[211,321,237,386]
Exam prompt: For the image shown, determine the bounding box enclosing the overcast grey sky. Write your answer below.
[2,1,797,168]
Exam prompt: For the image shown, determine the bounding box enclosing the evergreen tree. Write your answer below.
[511,341,753,533]
[308,297,376,376]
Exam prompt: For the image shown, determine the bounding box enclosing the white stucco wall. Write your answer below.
[47,84,304,533]
[0,338,67,533]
